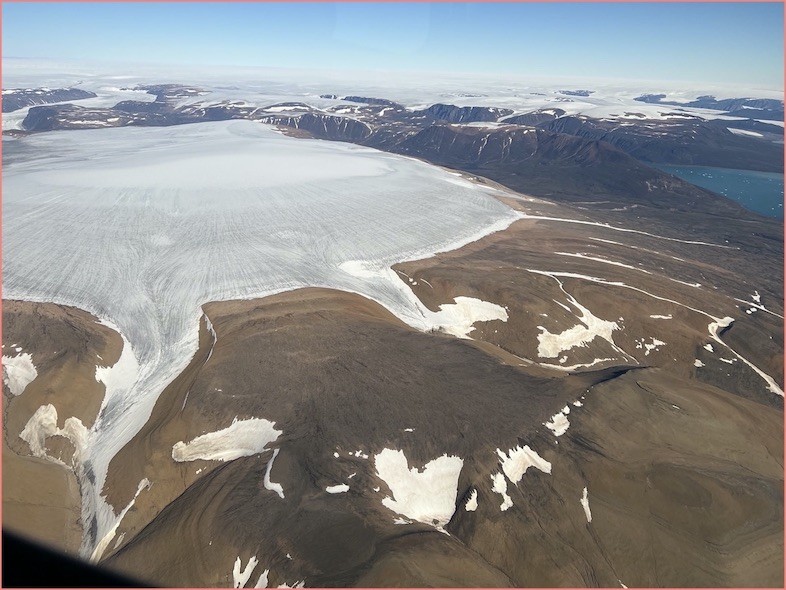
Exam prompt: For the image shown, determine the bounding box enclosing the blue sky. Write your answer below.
[3,2,783,88]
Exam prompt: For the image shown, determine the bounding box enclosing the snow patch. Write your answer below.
[374,448,463,528]
[694,359,705,368]
[19,404,89,464]
[326,484,349,494]
[2,351,38,395]
[496,445,551,484]
[537,290,619,358]
[430,297,508,339]
[491,472,513,511]
[580,487,592,523]
[545,410,570,437]
[465,488,478,511]
[233,556,259,588]
[727,127,763,138]
[172,417,281,462]
[635,337,666,356]
[264,448,285,499]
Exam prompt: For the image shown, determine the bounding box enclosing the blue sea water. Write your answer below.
[656,165,784,219]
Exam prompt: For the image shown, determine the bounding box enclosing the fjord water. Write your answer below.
[656,165,784,218]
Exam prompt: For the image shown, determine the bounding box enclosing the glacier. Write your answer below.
[2,119,519,556]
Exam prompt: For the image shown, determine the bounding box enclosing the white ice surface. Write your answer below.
[326,484,350,494]
[172,417,281,462]
[254,569,270,588]
[2,351,38,395]
[374,448,463,528]
[3,120,518,556]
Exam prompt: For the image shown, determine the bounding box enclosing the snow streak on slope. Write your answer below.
[2,120,518,556]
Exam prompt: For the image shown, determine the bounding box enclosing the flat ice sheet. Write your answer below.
[2,119,518,553]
